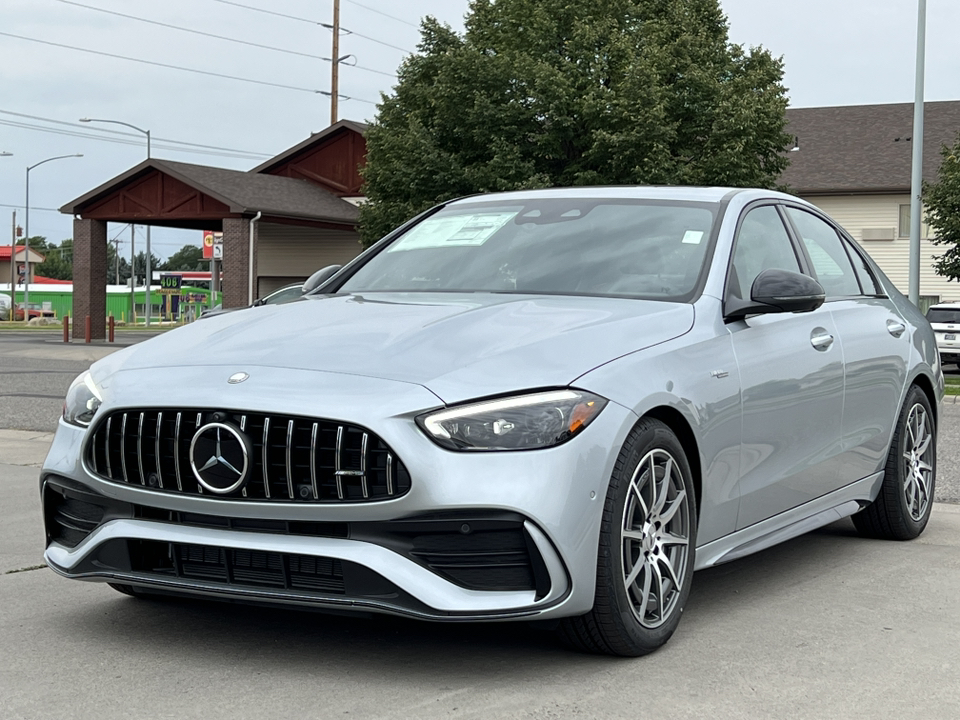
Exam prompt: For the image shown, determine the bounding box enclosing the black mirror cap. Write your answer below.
[302,264,343,295]
[725,269,825,321]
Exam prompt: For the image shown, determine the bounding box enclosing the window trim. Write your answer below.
[722,200,811,320]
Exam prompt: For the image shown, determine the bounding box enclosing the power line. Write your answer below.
[210,0,414,54]
[0,203,59,213]
[0,31,379,100]
[0,119,273,160]
[0,110,272,159]
[345,0,419,29]
[54,0,396,78]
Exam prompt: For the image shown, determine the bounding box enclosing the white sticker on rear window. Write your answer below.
[388,212,517,252]
[681,230,704,245]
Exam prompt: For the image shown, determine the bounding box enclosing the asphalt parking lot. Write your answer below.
[2,330,959,719]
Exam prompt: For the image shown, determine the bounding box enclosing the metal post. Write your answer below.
[130,223,136,323]
[9,210,15,310]
[24,166,30,323]
[145,128,152,327]
[331,0,340,125]
[908,0,927,307]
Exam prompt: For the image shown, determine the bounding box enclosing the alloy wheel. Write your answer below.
[902,403,934,522]
[621,448,691,629]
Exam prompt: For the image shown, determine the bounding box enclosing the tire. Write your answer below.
[853,384,936,540]
[558,419,697,656]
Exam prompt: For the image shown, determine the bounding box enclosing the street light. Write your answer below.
[80,117,154,325]
[0,151,12,157]
[25,154,83,322]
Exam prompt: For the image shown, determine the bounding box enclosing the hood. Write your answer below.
[97,293,694,404]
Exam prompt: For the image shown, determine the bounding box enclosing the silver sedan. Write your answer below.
[44,187,942,656]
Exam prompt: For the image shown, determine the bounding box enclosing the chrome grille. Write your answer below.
[87,409,411,503]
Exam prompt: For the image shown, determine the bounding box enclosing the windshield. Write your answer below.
[339,199,717,301]
[927,308,960,324]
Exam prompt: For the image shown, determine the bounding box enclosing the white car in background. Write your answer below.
[926,302,960,367]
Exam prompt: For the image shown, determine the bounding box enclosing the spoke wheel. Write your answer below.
[901,403,933,522]
[621,449,691,629]
[853,385,936,541]
[558,419,697,657]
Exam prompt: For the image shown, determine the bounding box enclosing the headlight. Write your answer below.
[63,371,103,427]
[417,389,607,451]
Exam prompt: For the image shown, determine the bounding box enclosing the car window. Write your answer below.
[927,308,960,323]
[339,200,718,302]
[785,208,862,298]
[842,237,884,295]
[729,205,800,300]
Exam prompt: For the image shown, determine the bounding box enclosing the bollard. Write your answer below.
[108,315,115,343]
[63,315,69,343]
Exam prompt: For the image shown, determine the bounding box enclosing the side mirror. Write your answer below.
[725,268,825,321]
[302,264,342,294]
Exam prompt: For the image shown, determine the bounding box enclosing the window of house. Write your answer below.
[898,204,932,239]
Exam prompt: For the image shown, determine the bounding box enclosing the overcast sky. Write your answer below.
[2,0,958,260]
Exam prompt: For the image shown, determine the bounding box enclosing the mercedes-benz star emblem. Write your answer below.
[228,372,249,384]
[189,422,251,494]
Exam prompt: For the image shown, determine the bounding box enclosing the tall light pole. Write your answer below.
[80,117,153,324]
[2,152,12,314]
[908,0,927,307]
[25,154,83,323]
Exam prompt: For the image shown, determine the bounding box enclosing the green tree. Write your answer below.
[359,0,792,245]
[34,238,74,281]
[161,244,205,272]
[925,134,960,281]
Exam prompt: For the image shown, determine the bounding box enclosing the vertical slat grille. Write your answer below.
[88,409,411,503]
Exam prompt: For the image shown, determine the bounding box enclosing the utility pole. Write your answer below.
[908,0,927,307]
[331,0,340,125]
[9,210,15,307]
[130,223,135,323]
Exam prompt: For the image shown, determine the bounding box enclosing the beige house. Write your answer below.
[782,101,960,308]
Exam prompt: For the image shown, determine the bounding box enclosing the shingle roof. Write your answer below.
[781,101,960,194]
[158,160,359,222]
[61,159,359,224]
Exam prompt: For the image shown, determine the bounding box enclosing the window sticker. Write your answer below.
[681,230,704,245]
[388,212,518,252]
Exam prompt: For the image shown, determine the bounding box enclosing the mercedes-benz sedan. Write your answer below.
[42,187,941,656]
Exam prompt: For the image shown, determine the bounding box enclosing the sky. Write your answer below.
[1,0,958,261]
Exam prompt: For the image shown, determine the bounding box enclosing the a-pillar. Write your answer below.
[72,218,108,340]
[221,217,258,308]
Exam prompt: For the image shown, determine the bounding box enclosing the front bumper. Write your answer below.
[41,365,637,621]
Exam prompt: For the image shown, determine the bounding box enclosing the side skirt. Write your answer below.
[695,471,884,570]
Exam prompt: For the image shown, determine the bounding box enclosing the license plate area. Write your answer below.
[946,334,957,341]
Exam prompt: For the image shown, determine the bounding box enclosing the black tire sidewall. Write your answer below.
[598,420,698,652]
[892,386,937,535]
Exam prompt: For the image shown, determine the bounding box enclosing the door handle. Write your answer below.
[810,331,834,351]
[887,320,906,338]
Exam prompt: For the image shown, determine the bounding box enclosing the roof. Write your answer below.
[781,101,960,195]
[61,159,359,225]
[249,119,368,175]
[0,245,45,262]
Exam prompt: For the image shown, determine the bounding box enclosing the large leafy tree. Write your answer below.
[925,134,960,281]
[161,244,205,272]
[359,0,791,245]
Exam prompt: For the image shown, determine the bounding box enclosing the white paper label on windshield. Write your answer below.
[388,212,517,252]
[681,230,704,245]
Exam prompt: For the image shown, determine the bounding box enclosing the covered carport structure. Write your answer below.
[61,120,367,340]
